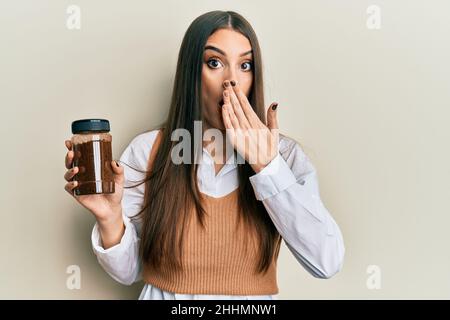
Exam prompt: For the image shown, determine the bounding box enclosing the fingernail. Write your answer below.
[272,103,278,110]
[230,80,236,87]
[224,81,230,87]
[115,161,120,167]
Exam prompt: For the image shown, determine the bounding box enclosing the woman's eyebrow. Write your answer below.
[204,45,253,57]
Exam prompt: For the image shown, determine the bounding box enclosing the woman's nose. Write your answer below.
[223,69,239,85]
[222,77,238,88]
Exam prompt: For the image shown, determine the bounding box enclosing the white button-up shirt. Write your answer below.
[91,129,345,300]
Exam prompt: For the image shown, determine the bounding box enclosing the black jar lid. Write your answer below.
[72,119,110,134]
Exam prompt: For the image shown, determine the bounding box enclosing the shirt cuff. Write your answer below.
[91,215,136,257]
[249,153,298,201]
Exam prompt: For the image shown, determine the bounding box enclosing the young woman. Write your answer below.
[63,10,345,300]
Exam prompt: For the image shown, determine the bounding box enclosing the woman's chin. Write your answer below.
[211,121,226,132]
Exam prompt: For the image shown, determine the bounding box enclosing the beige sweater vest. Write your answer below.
[141,130,279,295]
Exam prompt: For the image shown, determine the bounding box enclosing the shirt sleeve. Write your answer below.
[248,136,345,279]
[91,130,160,285]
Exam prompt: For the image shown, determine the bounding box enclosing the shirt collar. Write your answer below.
[201,147,237,177]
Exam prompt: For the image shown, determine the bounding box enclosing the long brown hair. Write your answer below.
[123,10,281,275]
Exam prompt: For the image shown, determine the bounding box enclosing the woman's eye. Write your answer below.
[206,58,253,71]
[241,61,253,71]
[207,58,222,69]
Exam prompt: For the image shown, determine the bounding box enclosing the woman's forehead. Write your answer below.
[205,29,252,56]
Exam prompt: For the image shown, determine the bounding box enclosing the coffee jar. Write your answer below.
[70,119,115,196]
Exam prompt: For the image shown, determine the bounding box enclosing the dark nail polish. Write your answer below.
[115,161,120,167]
[230,80,236,86]
[272,103,278,110]
[224,81,230,87]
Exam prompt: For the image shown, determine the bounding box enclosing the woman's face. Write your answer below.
[201,28,254,131]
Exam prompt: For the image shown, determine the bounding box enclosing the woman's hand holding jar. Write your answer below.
[63,119,126,249]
